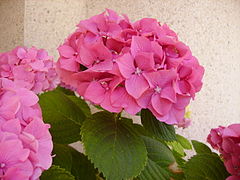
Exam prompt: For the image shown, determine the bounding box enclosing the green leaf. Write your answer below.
[137,136,176,180]
[176,134,192,150]
[56,86,75,95]
[138,159,170,180]
[142,136,175,167]
[166,135,192,158]
[172,150,186,168]
[141,109,176,141]
[69,146,96,180]
[39,89,86,125]
[39,89,86,144]
[184,154,230,180]
[67,95,91,117]
[167,141,185,157]
[40,165,75,180]
[192,140,212,154]
[52,144,96,180]
[81,111,147,180]
[52,144,73,171]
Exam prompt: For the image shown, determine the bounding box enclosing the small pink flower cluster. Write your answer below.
[0,78,53,179]
[207,124,240,180]
[0,46,59,94]
[57,9,204,126]
[0,46,55,179]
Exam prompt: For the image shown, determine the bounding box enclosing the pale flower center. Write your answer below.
[135,67,142,75]
[154,86,161,93]
[101,81,109,90]
[0,163,5,168]
[102,35,109,39]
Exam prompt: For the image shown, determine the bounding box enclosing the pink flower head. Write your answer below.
[208,124,240,178]
[0,78,53,179]
[57,9,204,126]
[226,176,240,180]
[0,46,59,94]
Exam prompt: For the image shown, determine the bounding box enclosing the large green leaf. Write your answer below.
[172,150,186,168]
[69,146,96,180]
[39,89,86,144]
[56,86,75,95]
[52,144,73,171]
[39,89,86,125]
[166,135,192,158]
[184,153,230,180]
[176,134,192,150]
[137,136,176,180]
[167,141,185,157]
[142,136,175,167]
[67,95,91,117]
[81,111,147,180]
[192,140,212,154]
[141,109,176,141]
[138,159,170,180]
[40,165,75,180]
[52,144,96,180]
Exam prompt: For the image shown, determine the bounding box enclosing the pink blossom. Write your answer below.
[111,84,141,115]
[0,46,59,94]
[116,52,154,99]
[57,9,204,126]
[226,176,240,180]
[73,71,123,113]
[0,78,53,179]
[207,124,240,178]
[79,41,113,71]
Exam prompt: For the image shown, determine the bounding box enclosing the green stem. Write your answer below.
[114,112,122,121]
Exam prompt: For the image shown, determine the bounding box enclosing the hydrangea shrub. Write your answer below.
[57,9,204,128]
[0,9,237,180]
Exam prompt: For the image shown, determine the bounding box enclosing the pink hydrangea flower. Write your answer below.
[226,176,240,180]
[207,124,240,178]
[57,9,204,126]
[0,78,53,179]
[0,46,59,94]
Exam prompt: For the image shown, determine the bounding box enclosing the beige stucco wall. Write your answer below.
[1,0,240,144]
[0,0,24,52]
[24,0,86,58]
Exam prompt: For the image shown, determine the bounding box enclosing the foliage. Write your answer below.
[39,90,229,180]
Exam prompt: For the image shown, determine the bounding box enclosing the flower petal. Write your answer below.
[116,53,135,78]
[144,70,177,88]
[125,74,149,99]
[131,36,151,57]
[160,86,176,103]
[84,81,105,104]
[135,52,154,71]
[137,89,154,108]
[151,94,172,116]
[111,87,141,115]
[58,45,75,58]
[100,92,122,113]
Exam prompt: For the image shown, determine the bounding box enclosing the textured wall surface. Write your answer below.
[1,0,240,144]
[0,0,24,52]
[24,0,86,59]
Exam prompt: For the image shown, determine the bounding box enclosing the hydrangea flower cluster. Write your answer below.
[0,46,56,179]
[207,124,240,180]
[0,78,53,179]
[0,46,59,94]
[57,9,204,127]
